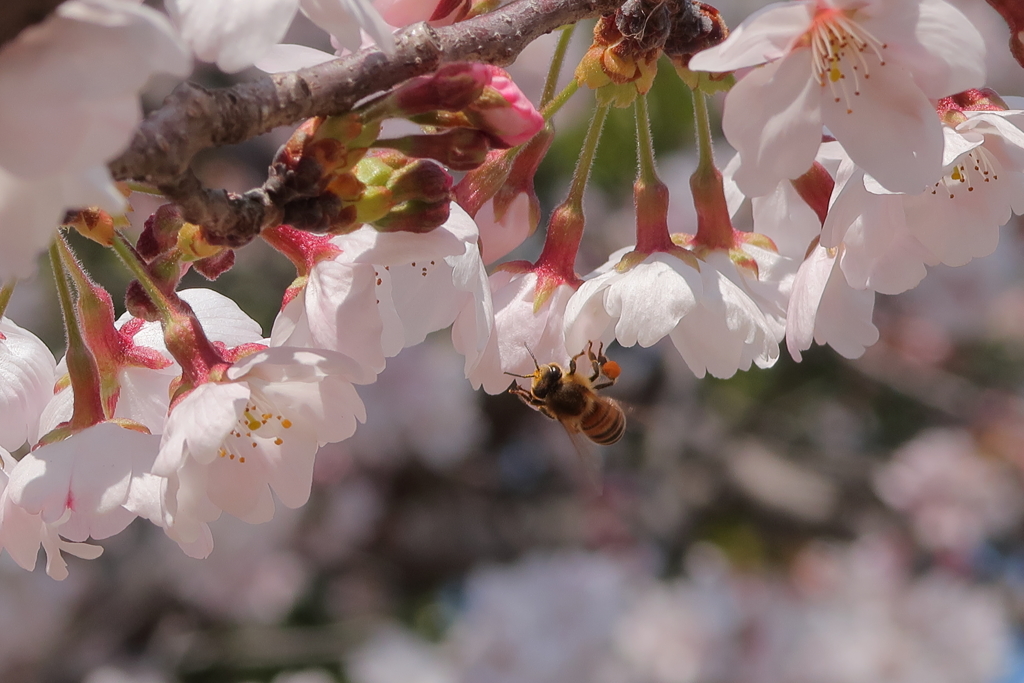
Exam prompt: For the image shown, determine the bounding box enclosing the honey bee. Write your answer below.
[508,342,626,446]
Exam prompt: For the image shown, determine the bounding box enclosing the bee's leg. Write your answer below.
[591,380,614,391]
[569,345,590,375]
[509,385,545,410]
[584,341,604,382]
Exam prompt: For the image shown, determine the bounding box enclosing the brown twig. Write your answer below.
[109,0,624,246]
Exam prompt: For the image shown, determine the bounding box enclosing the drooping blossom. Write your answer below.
[0,317,57,451]
[721,147,880,361]
[338,204,495,382]
[565,236,785,380]
[0,0,190,279]
[786,241,879,361]
[0,444,99,580]
[688,0,986,196]
[469,268,577,394]
[2,423,161,580]
[149,347,370,558]
[823,106,1024,294]
[167,0,393,73]
[38,288,265,439]
[268,215,468,375]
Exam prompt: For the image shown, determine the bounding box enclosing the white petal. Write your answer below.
[688,1,812,72]
[869,0,985,99]
[300,0,395,55]
[0,318,56,451]
[725,52,824,198]
[0,0,190,176]
[167,0,298,73]
[821,62,944,194]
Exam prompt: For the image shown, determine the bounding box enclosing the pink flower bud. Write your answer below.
[467,67,544,147]
[393,63,491,116]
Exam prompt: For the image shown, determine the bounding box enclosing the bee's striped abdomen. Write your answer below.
[579,399,625,445]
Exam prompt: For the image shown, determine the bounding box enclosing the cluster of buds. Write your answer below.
[262,63,544,238]
[266,114,379,235]
[576,0,729,106]
[355,150,454,232]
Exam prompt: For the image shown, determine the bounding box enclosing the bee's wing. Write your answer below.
[561,424,605,496]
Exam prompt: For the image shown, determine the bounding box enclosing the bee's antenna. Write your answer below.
[523,343,541,371]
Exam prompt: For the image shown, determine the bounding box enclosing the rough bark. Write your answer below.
[108,0,623,245]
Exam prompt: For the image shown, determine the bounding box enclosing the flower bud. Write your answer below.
[372,199,451,233]
[383,128,492,170]
[64,207,116,246]
[575,14,660,107]
[663,1,729,65]
[137,204,184,260]
[391,63,491,117]
[464,67,544,147]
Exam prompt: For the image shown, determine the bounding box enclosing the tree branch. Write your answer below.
[0,0,63,52]
[108,0,622,246]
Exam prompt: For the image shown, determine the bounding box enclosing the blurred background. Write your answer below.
[5,0,1024,681]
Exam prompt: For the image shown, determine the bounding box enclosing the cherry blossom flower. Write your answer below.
[0,0,190,279]
[167,0,393,73]
[150,347,370,557]
[268,218,467,375]
[0,317,57,452]
[344,204,494,380]
[823,107,1024,294]
[786,242,879,361]
[721,148,879,361]
[468,268,576,394]
[38,289,265,439]
[565,243,782,380]
[688,0,986,196]
[0,444,102,580]
[5,423,161,559]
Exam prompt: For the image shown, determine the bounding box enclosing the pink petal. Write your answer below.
[689,1,813,72]
[821,62,943,194]
[724,51,824,198]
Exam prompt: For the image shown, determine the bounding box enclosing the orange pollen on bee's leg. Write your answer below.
[601,361,621,380]
[806,9,886,114]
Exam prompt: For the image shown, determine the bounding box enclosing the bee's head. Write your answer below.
[531,363,565,398]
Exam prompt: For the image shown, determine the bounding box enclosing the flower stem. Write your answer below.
[633,94,674,253]
[541,24,577,108]
[50,239,105,427]
[541,80,579,121]
[566,103,609,210]
[110,231,178,320]
[692,89,716,173]
[535,103,609,280]
[635,93,658,186]
[690,90,735,250]
[0,280,14,319]
[111,231,225,387]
